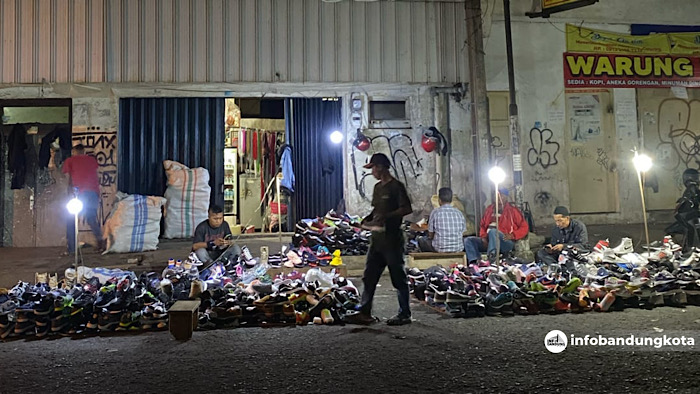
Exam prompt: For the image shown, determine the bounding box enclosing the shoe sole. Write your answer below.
[0,324,15,339]
[14,324,36,335]
[98,319,120,330]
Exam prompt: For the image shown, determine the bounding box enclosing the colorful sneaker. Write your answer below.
[594,239,610,252]
[116,311,141,331]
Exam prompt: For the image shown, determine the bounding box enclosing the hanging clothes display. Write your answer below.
[8,125,28,189]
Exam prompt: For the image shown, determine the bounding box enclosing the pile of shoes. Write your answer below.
[292,210,370,256]
[195,269,361,329]
[408,234,700,318]
[0,271,175,339]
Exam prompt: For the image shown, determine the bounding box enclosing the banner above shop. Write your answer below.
[566,25,671,54]
[563,52,700,88]
[670,32,700,55]
[528,0,599,18]
[567,25,700,55]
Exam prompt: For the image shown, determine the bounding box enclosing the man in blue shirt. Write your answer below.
[418,187,466,253]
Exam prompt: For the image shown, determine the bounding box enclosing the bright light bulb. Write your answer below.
[633,153,652,173]
[330,130,343,144]
[488,166,506,184]
[66,198,83,215]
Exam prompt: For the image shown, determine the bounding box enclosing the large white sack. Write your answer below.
[103,192,166,253]
[163,160,211,239]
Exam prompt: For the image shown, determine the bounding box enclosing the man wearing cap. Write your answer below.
[537,205,589,266]
[464,188,528,264]
[345,153,413,326]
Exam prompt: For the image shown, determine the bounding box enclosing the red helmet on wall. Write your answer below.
[421,126,448,155]
[353,129,371,152]
[421,133,438,153]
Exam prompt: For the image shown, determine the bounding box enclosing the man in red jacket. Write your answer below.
[464,188,528,264]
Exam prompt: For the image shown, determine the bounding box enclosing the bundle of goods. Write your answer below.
[408,236,700,318]
[292,210,370,256]
[102,192,167,253]
[163,160,211,239]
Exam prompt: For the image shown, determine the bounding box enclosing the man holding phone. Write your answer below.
[193,205,241,263]
[537,206,589,266]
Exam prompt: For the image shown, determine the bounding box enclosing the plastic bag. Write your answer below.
[238,260,270,284]
[305,268,336,288]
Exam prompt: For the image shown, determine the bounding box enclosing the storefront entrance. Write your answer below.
[0,99,73,247]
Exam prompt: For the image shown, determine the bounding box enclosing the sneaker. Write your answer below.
[343,311,376,325]
[680,248,700,268]
[604,277,628,289]
[14,320,35,335]
[612,237,634,255]
[97,312,121,331]
[9,281,29,299]
[0,300,18,315]
[386,314,412,326]
[594,239,610,252]
[116,311,141,331]
[50,314,70,332]
[0,322,15,339]
[35,323,50,338]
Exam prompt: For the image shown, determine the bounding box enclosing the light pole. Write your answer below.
[66,197,83,271]
[488,166,506,264]
[633,151,653,249]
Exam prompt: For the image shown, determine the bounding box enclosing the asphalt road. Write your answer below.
[1,276,699,394]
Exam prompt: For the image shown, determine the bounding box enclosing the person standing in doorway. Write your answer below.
[345,153,413,326]
[62,144,104,254]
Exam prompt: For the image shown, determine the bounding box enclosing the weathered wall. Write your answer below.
[481,0,700,226]
[1,81,473,245]
[339,87,474,223]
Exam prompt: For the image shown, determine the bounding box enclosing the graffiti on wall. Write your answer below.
[353,133,423,200]
[655,99,700,171]
[72,127,117,225]
[534,191,557,209]
[527,127,560,169]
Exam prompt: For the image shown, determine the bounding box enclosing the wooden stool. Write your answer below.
[407,252,467,270]
[168,300,200,341]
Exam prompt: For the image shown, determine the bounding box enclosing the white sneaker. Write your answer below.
[680,248,700,267]
[663,236,683,252]
[188,252,203,267]
[612,237,634,255]
[621,253,648,266]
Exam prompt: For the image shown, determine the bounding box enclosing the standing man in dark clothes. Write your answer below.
[537,206,589,266]
[62,144,104,253]
[345,153,413,326]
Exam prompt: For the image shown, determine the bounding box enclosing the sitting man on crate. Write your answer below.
[416,187,466,253]
[192,205,241,264]
[464,188,529,264]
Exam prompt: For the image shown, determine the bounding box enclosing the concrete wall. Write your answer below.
[481,0,700,227]
[0,81,473,245]
[341,87,475,223]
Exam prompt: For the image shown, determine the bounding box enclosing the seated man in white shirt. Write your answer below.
[417,188,466,253]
